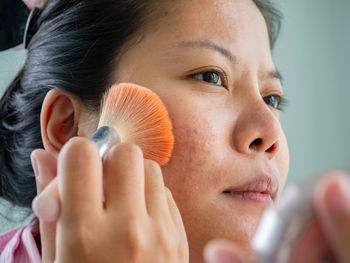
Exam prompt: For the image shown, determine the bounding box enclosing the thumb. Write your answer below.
[31,149,59,263]
[31,149,59,221]
[33,179,59,263]
[204,239,256,263]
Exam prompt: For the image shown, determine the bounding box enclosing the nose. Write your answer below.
[233,101,281,159]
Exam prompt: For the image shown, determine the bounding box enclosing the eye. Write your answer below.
[263,95,284,110]
[190,70,226,87]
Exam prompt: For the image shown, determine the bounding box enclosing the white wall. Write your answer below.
[0,50,29,233]
[0,49,26,94]
[274,0,350,183]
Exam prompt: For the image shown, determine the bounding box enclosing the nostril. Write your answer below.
[266,141,278,154]
[249,138,262,150]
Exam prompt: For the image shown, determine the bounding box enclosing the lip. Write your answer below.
[222,175,279,205]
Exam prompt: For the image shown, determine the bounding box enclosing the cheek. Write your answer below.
[159,94,236,203]
[162,111,215,193]
[160,96,232,205]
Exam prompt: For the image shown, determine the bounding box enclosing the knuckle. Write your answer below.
[123,218,146,254]
[144,159,161,173]
[156,227,175,257]
[62,137,97,161]
[122,143,143,155]
[64,224,86,249]
[114,143,143,160]
[66,221,99,253]
[154,220,177,252]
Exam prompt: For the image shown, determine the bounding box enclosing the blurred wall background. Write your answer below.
[0,48,26,95]
[274,0,350,183]
[0,0,349,232]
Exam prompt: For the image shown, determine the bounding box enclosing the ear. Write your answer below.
[41,89,83,157]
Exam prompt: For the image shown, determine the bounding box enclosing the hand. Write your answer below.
[203,170,350,263]
[31,149,58,263]
[313,170,350,263]
[204,239,255,263]
[32,138,188,263]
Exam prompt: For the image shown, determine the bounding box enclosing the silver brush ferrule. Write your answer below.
[90,126,121,156]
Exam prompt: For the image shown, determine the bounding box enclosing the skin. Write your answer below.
[31,0,350,262]
[204,171,350,263]
[115,0,289,259]
[33,0,291,262]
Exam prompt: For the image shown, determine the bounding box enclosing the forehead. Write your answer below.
[158,1,267,41]
[117,0,276,80]
[145,0,272,61]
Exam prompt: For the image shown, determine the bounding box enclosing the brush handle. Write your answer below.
[90,126,121,156]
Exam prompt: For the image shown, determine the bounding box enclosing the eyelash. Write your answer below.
[188,69,288,111]
[263,95,288,111]
[189,69,227,88]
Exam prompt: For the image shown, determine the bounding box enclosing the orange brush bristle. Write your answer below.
[98,83,174,165]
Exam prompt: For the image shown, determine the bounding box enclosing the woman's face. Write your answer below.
[113,0,289,261]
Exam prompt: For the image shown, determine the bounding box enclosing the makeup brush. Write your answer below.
[32,83,174,222]
[94,83,174,166]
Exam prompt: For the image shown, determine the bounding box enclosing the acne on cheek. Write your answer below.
[164,119,214,184]
[163,102,228,196]
[173,126,208,169]
[176,118,214,156]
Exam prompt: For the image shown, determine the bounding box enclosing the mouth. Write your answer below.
[222,175,278,206]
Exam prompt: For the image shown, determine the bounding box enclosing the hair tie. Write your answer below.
[23,7,42,49]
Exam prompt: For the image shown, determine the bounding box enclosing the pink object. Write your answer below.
[23,0,36,10]
[13,44,25,50]
[0,218,41,262]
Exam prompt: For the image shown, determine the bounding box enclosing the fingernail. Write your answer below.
[204,243,240,263]
[32,195,59,222]
[30,152,39,177]
[324,174,350,215]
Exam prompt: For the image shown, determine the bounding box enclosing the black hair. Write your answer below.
[0,0,163,208]
[0,0,283,209]
[253,0,283,48]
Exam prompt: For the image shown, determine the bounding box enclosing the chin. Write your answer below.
[184,202,265,263]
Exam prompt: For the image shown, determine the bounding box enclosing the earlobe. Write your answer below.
[41,89,82,156]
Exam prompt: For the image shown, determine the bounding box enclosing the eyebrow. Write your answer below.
[267,70,283,83]
[178,40,236,62]
[177,39,283,83]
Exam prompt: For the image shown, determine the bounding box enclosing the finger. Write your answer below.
[31,149,58,263]
[144,159,167,216]
[204,239,256,263]
[32,178,59,263]
[164,187,186,232]
[31,149,57,194]
[58,137,104,222]
[31,148,59,221]
[32,178,59,222]
[103,143,146,215]
[314,171,350,263]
